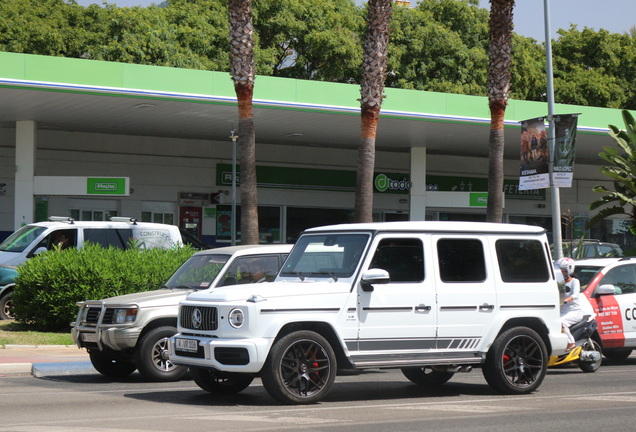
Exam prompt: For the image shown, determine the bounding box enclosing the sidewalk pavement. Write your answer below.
[0,344,94,377]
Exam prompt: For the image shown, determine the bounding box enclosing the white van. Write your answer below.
[0,217,185,320]
[0,217,183,267]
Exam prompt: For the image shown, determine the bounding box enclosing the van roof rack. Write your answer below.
[109,216,138,225]
[48,216,75,224]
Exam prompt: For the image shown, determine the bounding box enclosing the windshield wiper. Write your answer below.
[163,284,197,290]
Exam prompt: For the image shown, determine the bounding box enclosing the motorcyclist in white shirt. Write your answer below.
[558,257,583,351]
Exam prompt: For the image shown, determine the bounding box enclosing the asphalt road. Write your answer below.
[2,357,636,432]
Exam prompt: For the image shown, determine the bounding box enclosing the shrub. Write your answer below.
[12,243,195,331]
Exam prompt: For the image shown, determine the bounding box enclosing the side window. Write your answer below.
[437,238,486,282]
[600,265,636,294]
[84,229,133,249]
[222,255,282,286]
[496,239,550,283]
[32,229,77,254]
[370,238,424,283]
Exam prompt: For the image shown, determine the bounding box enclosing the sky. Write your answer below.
[74,0,636,42]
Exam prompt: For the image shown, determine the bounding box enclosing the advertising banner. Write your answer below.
[519,117,549,190]
[553,114,579,187]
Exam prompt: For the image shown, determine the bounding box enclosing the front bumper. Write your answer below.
[72,325,141,352]
[168,335,273,374]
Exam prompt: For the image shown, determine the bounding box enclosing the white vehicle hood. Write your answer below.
[0,251,24,267]
[96,289,193,308]
[185,280,351,303]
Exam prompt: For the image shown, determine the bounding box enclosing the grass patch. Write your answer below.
[0,320,74,346]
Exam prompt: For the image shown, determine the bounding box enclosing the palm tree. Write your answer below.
[486,0,514,223]
[229,0,259,244]
[355,0,392,223]
[589,110,636,231]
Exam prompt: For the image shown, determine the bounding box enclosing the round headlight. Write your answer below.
[228,308,245,328]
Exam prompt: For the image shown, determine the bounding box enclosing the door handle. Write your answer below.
[415,304,432,311]
[479,303,494,311]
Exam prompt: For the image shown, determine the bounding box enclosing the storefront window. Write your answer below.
[71,209,118,221]
[141,212,174,225]
[438,212,487,222]
[216,205,281,244]
[286,207,355,243]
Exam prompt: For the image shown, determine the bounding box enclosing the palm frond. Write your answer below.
[587,206,629,228]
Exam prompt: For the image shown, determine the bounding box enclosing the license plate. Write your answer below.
[81,333,97,343]
[175,338,199,352]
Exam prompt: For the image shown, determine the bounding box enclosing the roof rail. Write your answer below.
[48,216,75,224]
[109,216,138,225]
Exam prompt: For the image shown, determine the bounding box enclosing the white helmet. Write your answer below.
[557,257,575,276]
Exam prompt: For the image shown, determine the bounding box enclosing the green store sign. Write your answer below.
[86,177,128,195]
[216,164,544,200]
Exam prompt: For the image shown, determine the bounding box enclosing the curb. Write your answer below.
[1,344,78,349]
[32,361,95,377]
[0,361,95,378]
[0,344,93,377]
[0,363,32,376]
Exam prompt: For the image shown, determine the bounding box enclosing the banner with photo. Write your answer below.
[519,117,549,190]
[552,114,578,187]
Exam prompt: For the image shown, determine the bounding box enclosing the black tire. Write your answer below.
[578,338,602,373]
[401,367,454,386]
[0,292,14,320]
[89,350,137,378]
[482,327,548,394]
[134,326,187,382]
[190,367,254,394]
[261,330,337,404]
[603,348,633,361]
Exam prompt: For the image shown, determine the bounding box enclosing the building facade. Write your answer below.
[0,52,630,248]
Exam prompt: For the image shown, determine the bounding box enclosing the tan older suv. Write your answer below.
[71,244,291,382]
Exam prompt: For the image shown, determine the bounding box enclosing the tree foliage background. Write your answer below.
[0,0,634,109]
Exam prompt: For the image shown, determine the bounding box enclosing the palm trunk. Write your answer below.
[486,0,514,223]
[356,106,380,223]
[229,0,259,244]
[487,101,506,222]
[355,0,392,223]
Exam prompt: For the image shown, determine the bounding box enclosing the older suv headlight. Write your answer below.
[112,307,138,324]
[228,308,245,328]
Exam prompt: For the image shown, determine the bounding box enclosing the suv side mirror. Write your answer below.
[596,284,617,296]
[360,269,390,292]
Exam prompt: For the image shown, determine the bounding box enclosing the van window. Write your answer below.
[437,238,486,282]
[0,226,46,252]
[84,229,133,249]
[370,238,424,282]
[495,239,550,282]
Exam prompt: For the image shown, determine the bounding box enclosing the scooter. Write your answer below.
[548,314,603,372]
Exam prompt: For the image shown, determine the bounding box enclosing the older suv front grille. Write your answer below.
[85,307,101,324]
[180,305,218,331]
[83,307,115,325]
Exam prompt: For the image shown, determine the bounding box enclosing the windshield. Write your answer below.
[573,265,604,287]
[0,226,46,253]
[280,233,370,279]
[164,254,231,290]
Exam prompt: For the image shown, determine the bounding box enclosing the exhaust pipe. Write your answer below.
[580,350,602,363]
[436,365,473,373]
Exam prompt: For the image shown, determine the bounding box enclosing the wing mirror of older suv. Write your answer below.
[360,269,390,292]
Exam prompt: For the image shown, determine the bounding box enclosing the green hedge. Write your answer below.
[12,243,195,331]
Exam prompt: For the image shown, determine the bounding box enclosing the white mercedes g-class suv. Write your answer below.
[169,222,568,404]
